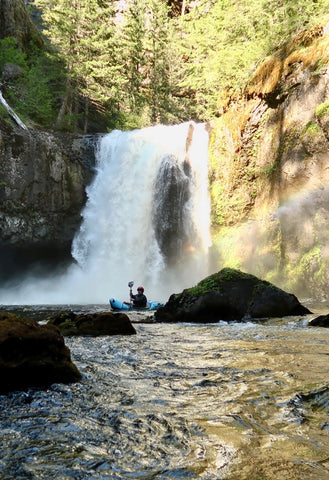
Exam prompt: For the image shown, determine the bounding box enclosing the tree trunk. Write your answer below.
[55,77,72,129]
[83,96,89,134]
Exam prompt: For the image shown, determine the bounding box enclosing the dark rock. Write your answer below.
[0,311,81,394]
[152,153,191,265]
[308,314,329,327]
[2,63,24,82]
[0,128,97,281]
[155,268,311,323]
[48,311,136,336]
[0,129,95,247]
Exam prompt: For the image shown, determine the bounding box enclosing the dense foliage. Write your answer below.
[176,0,329,118]
[0,0,328,131]
[0,37,65,127]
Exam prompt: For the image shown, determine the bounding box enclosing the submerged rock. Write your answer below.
[308,314,329,327]
[0,311,81,394]
[48,311,137,336]
[155,268,312,323]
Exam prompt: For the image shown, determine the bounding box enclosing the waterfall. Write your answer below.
[71,122,211,302]
[0,122,211,304]
[0,92,28,131]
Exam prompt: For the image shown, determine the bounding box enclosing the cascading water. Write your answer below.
[70,122,211,302]
[0,122,211,304]
[0,91,28,131]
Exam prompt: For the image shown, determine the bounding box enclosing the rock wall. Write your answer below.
[209,24,329,299]
[0,0,42,48]
[0,121,96,280]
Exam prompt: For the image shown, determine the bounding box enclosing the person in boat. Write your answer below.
[130,285,147,308]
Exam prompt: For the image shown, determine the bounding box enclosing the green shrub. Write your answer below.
[0,37,27,71]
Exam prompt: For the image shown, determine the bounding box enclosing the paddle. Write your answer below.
[128,281,134,303]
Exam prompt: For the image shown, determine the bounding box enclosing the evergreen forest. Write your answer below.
[0,0,328,132]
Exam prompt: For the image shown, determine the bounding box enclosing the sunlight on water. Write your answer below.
[0,122,211,304]
[1,319,329,479]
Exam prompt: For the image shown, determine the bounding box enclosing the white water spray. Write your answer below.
[0,122,211,304]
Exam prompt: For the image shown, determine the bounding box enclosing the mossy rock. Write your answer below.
[156,268,311,323]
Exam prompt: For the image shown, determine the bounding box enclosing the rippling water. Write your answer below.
[1,307,329,479]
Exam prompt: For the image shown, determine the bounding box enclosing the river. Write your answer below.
[1,304,329,479]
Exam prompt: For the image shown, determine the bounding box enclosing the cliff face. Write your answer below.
[0,0,42,48]
[0,122,96,279]
[209,23,329,299]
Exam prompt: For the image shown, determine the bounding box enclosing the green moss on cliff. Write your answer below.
[0,104,14,128]
[302,121,321,137]
[315,100,329,118]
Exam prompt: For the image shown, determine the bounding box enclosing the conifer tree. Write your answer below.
[121,0,147,116]
[34,0,80,128]
[145,0,173,123]
[35,0,119,131]
[120,0,175,125]
[72,0,121,131]
[14,0,329,129]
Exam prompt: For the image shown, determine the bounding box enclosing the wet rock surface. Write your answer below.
[48,311,137,336]
[0,311,81,393]
[308,314,329,327]
[0,126,97,281]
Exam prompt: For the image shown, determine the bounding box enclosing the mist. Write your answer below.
[0,123,211,305]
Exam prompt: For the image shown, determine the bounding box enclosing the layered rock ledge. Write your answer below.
[155,268,312,323]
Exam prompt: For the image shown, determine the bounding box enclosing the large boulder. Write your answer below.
[155,268,311,323]
[48,311,137,336]
[0,312,81,393]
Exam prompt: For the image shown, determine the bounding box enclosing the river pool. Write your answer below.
[1,305,329,479]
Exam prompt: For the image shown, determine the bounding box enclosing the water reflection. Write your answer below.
[1,314,329,479]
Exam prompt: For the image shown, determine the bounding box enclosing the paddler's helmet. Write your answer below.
[137,286,144,292]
